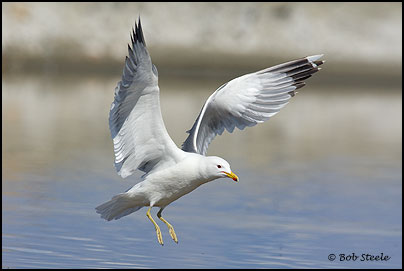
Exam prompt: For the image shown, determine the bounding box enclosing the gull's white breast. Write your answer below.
[127,153,211,207]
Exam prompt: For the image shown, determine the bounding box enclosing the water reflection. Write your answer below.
[2,74,402,268]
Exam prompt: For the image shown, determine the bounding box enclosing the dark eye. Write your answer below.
[217,165,222,168]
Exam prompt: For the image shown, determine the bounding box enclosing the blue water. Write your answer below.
[3,153,401,268]
[2,76,402,268]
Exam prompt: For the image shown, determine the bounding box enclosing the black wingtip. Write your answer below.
[313,60,325,66]
[294,82,306,90]
[131,26,135,43]
[131,26,136,45]
[138,18,146,46]
[130,16,146,46]
[137,16,142,28]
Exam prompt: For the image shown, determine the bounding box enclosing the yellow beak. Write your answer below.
[225,171,239,182]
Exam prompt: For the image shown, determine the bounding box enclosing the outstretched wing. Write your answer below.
[109,19,180,178]
[182,55,325,155]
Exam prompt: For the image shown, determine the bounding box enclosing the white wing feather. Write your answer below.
[109,20,182,178]
[182,55,324,155]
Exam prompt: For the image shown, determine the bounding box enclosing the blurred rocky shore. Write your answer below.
[2,2,402,86]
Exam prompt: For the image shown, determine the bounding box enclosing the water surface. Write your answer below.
[2,74,402,268]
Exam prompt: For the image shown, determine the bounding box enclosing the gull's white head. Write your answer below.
[203,156,239,182]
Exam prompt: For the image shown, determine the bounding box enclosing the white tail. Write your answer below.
[95,193,143,221]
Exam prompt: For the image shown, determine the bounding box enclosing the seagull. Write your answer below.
[96,18,324,245]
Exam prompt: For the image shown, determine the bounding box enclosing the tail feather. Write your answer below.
[96,193,143,221]
[114,206,143,220]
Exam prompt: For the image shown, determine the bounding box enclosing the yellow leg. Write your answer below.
[157,208,178,243]
[146,207,163,246]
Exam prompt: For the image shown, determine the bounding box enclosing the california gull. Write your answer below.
[96,18,324,245]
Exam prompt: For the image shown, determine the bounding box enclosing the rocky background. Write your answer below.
[2,2,402,81]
